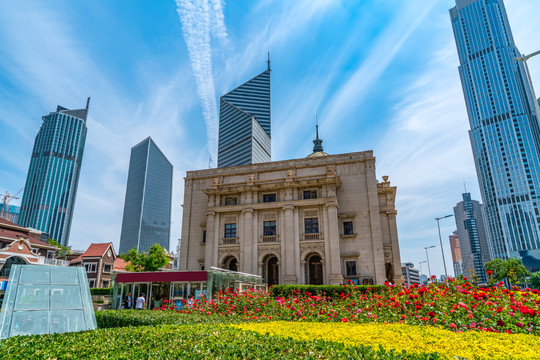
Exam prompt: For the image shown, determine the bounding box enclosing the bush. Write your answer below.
[0,324,441,359]
[270,284,385,298]
[90,288,111,295]
[530,271,540,290]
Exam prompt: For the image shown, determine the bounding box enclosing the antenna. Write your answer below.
[267,52,271,71]
[315,114,319,139]
[209,156,213,169]
[463,180,467,193]
[86,97,91,110]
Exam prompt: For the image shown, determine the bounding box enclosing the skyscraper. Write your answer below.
[217,64,271,167]
[119,137,173,254]
[450,0,540,263]
[453,193,491,283]
[448,230,463,276]
[19,100,89,247]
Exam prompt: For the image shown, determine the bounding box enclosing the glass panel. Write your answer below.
[50,310,86,333]
[50,286,83,309]
[51,268,79,285]
[10,311,49,337]
[20,267,49,284]
[14,285,49,310]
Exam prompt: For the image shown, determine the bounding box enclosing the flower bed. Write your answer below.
[234,321,540,359]
[0,324,440,359]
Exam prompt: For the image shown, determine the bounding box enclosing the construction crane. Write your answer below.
[0,188,23,221]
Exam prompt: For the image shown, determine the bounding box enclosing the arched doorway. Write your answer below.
[307,254,323,285]
[0,256,27,278]
[223,256,238,272]
[264,256,279,285]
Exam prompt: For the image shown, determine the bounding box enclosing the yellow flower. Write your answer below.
[231,322,540,359]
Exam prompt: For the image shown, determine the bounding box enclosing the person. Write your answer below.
[124,292,133,309]
[186,295,194,308]
[135,293,146,310]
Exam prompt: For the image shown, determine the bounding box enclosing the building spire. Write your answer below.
[267,52,271,71]
[313,115,323,153]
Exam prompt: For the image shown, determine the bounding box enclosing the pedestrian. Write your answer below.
[186,295,194,308]
[135,293,146,310]
[124,292,133,309]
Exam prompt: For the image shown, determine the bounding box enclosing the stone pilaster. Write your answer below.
[326,201,343,285]
[282,204,297,284]
[205,211,216,270]
[242,208,254,273]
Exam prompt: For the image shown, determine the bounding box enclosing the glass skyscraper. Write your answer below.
[217,65,271,167]
[119,137,173,254]
[453,193,491,283]
[19,100,89,247]
[450,0,540,264]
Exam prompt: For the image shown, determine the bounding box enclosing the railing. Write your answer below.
[38,257,70,266]
[260,235,279,243]
[301,233,322,241]
[220,237,238,245]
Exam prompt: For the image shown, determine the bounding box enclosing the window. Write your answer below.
[346,261,357,276]
[224,223,237,238]
[102,281,110,288]
[202,230,207,243]
[343,221,354,235]
[263,221,276,236]
[84,263,97,273]
[103,264,112,273]
[263,193,276,202]
[88,280,96,288]
[303,190,317,199]
[224,197,237,206]
[304,218,319,234]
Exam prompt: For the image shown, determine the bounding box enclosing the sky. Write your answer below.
[1,0,539,278]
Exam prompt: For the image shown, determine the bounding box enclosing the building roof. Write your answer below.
[0,219,57,249]
[114,258,127,271]
[70,242,115,264]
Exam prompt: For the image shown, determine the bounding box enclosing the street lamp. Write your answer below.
[435,214,453,280]
[424,246,436,278]
[516,50,540,120]
[419,260,427,276]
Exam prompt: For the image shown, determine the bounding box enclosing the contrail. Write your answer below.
[175,0,228,158]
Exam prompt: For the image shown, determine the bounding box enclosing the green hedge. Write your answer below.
[270,284,386,298]
[90,288,111,296]
[96,310,186,328]
[0,324,440,359]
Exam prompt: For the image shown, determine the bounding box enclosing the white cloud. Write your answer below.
[175,0,229,159]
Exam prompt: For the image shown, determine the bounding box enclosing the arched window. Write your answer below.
[307,254,323,285]
[0,256,27,278]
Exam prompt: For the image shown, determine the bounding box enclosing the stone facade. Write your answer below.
[179,151,404,285]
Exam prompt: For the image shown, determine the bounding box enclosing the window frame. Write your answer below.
[345,260,357,276]
[304,218,319,234]
[303,190,317,199]
[263,220,277,236]
[224,197,238,206]
[84,263,97,273]
[343,221,354,236]
[224,223,237,238]
[262,193,277,203]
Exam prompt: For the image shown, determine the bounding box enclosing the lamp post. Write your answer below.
[424,246,436,279]
[516,50,540,120]
[419,260,427,276]
[435,214,453,280]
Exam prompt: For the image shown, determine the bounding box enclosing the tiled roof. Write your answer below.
[0,225,56,249]
[70,242,115,264]
[114,258,127,271]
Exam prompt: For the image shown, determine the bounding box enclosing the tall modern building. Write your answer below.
[453,193,491,283]
[217,64,271,167]
[450,0,540,264]
[19,100,89,247]
[119,137,173,254]
[449,230,463,276]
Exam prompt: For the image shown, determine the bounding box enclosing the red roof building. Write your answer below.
[70,243,117,288]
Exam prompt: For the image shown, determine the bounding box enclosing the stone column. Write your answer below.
[326,201,343,285]
[204,211,216,270]
[213,212,220,267]
[365,158,386,284]
[388,211,405,284]
[242,208,254,273]
[282,205,296,284]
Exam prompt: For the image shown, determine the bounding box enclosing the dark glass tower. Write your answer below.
[19,99,89,247]
[119,137,173,254]
[453,193,491,283]
[217,64,271,167]
[450,0,540,262]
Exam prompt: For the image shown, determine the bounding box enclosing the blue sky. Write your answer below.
[1,0,539,277]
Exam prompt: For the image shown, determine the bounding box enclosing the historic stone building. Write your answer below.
[179,134,404,285]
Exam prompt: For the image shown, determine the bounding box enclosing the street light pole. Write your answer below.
[419,260,427,276]
[424,246,436,279]
[516,50,540,121]
[435,214,453,280]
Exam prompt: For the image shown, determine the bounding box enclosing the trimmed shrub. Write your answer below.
[90,288,111,295]
[0,324,441,359]
[270,284,385,298]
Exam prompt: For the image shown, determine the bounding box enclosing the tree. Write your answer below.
[120,243,169,272]
[48,239,71,258]
[484,258,530,286]
[530,271,540,290]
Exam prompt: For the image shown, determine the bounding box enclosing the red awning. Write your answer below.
[116,271,207,283]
